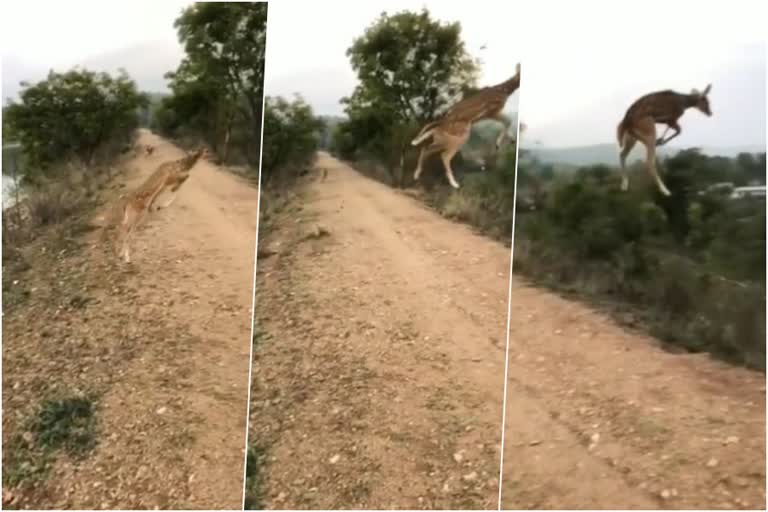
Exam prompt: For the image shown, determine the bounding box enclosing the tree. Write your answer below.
[336,9,479,186]
[158,2,267,166]
[261,95,323,184]
[4,68,147,173]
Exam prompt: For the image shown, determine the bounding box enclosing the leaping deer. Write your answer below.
[109,147,210,263]
[617,85,712,196]
[412,63,521,189]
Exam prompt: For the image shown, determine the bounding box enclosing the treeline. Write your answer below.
[4,69,147,181]
[318,8,518,236]
[329,9,481,187]
[2,67,148,257]
[151,2,267,167]
[514,149,766,370]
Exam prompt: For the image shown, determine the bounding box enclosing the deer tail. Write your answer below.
[411,121,439,146]
[616,120,627,148]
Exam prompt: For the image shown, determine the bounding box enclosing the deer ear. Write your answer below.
[516,63,521,75]
[703,83,711,95]
[691,88,700,96]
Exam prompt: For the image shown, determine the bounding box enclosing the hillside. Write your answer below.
[527,143,766,167]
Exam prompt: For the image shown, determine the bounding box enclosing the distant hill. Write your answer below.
[526,143,766,167]
[139,91,171,127]
[317,115,347,149]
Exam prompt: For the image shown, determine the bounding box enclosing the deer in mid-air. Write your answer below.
[108,147,210,263]
[411,63,521,189]
[617,85,712,196]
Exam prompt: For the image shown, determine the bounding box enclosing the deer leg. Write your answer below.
[618,135,637,191]
[118,205,139,263]
[656,126,670,146]
[657,122,681,146]
[440,145,462,189]
[413,143,441,181]
[157,193,177,210]
[489,113,510,150]
[639,136,671,196]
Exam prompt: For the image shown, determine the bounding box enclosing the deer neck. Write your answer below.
[682,93,699,109]
[498,75,520,96]
[180,151,202,171]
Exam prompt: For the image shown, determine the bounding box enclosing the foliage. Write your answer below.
[333,9,480,185]
[513,151,766,369]
[4,69,147,173]
[261,95,323,184]
[153,2,267,166]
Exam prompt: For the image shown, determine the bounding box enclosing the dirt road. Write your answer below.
[502,285,766,509]
[249,152,512,509]
[250,152,764,510]
[2,130,257,509]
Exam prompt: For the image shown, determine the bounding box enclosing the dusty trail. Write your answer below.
[250,152,512,509]
[3,130,257,509]
[251,152,764,510]
[502,286,765,509]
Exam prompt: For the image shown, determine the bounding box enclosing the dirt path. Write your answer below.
[502,285,766,509]
[249,152,512,509]
[250,152,764,510]
[3,130,257,509]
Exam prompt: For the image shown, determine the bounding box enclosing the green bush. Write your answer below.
[514,152,766,370]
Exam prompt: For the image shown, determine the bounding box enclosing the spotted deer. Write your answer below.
[617,85,712,196]
[109,147,210,263]
[411,63,521,189]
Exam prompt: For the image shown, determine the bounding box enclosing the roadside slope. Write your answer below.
[2,130,257,509]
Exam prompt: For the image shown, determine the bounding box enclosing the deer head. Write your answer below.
[183,146,212,170]
[690,84,712,116]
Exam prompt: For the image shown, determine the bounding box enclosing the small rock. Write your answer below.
[529,440,542,446]
[275,492,287,502]
[156,407,167,415]
[463,471,478,482]
[724,436,740,445]
[660,489,672,499]
[329,454,341,464]
[706,458,719,468]
[452,451,464,463]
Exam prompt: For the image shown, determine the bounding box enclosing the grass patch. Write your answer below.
[31,396,98,456]
[243,443,268,510]
[2,394,98,488]
[252,325,269,350]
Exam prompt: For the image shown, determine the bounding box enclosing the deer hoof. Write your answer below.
[655,138,666,146]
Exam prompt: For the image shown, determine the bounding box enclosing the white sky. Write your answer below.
[2,0,765,148]
[266,0,766,147]
[1,0,191,100]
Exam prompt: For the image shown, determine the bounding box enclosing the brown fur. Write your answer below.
[412,64,521,189]
[109,146,210,262]
[617,85,712,196]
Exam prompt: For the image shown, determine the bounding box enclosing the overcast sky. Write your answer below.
[2,0,765,149]
[266,0,765,148]
[1,0,191,101]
